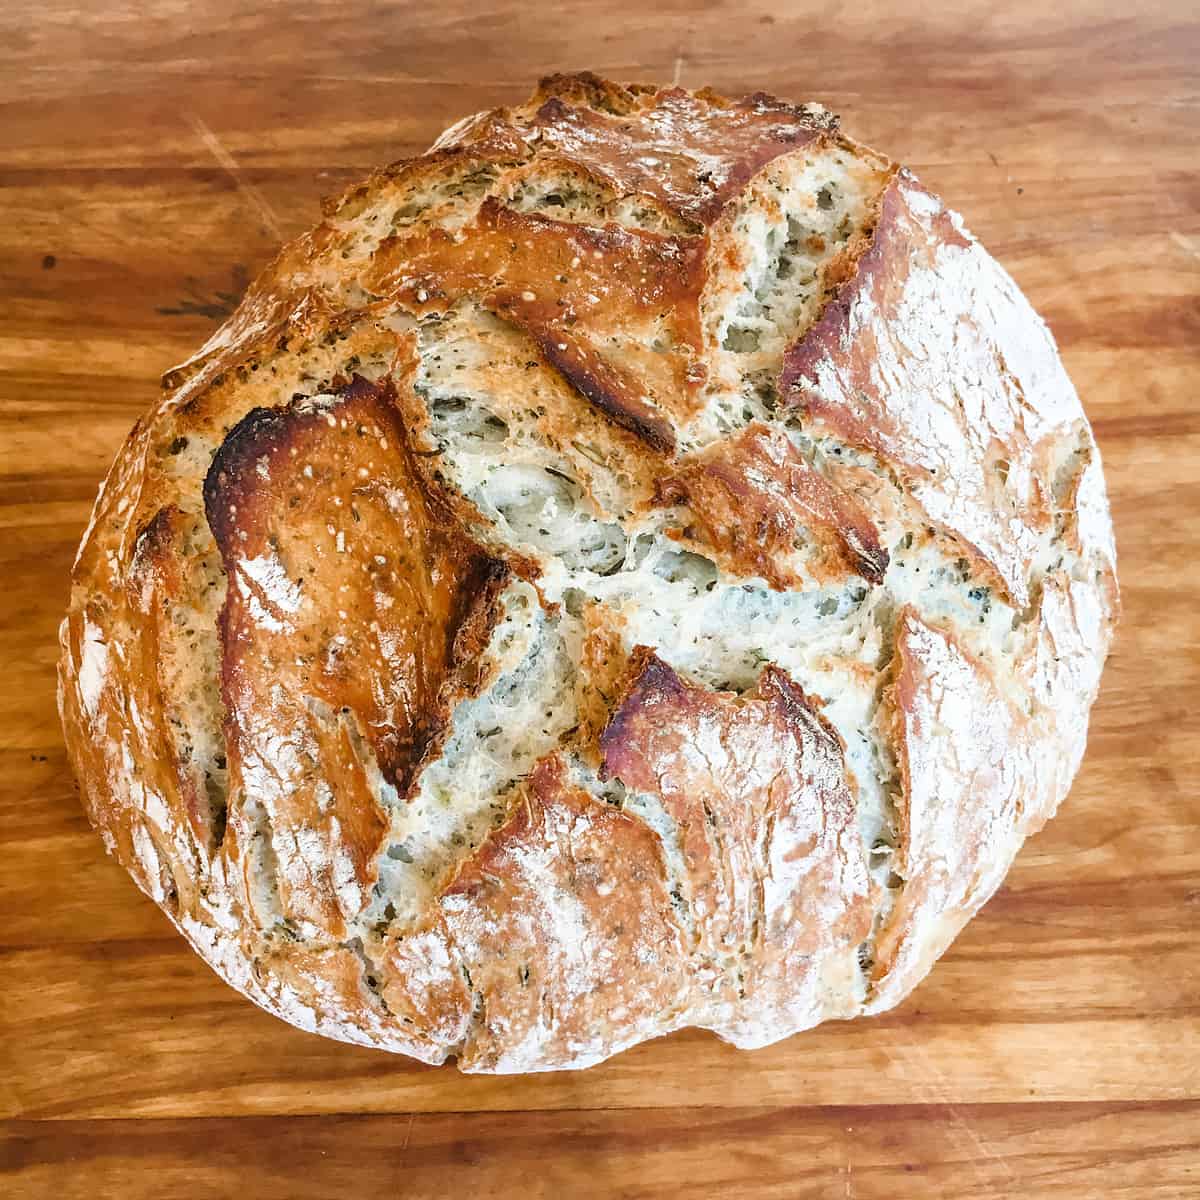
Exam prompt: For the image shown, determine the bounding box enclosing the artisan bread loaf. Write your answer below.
[58,73,1118,1072]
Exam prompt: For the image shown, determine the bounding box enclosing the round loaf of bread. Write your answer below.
[59,73,1118,1072]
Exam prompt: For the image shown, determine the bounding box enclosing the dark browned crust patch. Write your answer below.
[530,71,645,115]
[574,601,632,755]
[595,645,687,763]
[490,290,676,453]
[204,374,508,935]
[658,421,889,587]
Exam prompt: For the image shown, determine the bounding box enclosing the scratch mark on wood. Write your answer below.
[1170,232,1199,260]
[187,113,284,242]
[880,1038,1016,1195]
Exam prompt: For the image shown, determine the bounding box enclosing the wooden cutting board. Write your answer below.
[2,1,1197,1194]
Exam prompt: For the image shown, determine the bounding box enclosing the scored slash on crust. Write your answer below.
[657,421,890,587]
[365,196,708,446]
[204,373,509,937]
[781,169,1086,610]
[599,647,874,1044]
[531,86,837,226]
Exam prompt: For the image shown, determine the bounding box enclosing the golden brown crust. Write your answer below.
[489,289,678,453]
[207,374,507,791]
[530,88,837,226]
[364,197,706,445]
[378,754,691,1072]
[126,506,224,861]
[573,601,630,754]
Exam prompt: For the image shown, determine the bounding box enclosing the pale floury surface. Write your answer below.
[58,72,1117,1073]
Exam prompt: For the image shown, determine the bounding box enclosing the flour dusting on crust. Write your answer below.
[58,72,1116,1073]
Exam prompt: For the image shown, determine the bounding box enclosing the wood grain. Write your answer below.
[4,1104,1199,1199]
[1,0,1198,1194]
